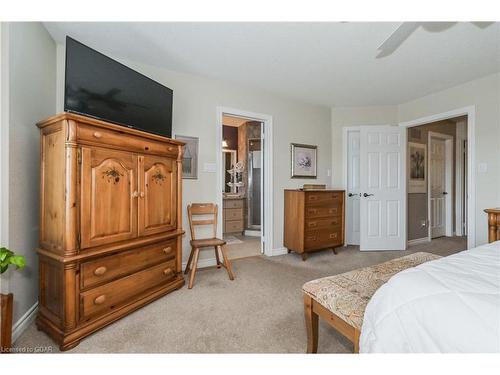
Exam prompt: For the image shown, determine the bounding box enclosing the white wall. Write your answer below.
[55,45,332,264]
[331,73,500,246]
[8,22,57,323]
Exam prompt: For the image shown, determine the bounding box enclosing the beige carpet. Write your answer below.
[14,236,466,353]
[225,235,261,260]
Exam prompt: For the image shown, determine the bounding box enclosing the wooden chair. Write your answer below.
[185,203,235,289]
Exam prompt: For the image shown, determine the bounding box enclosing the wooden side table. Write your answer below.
[484,208,500,243]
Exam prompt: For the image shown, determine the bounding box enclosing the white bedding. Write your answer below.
[360,241,500,353]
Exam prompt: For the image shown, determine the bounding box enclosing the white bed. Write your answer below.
[360,241,500,353]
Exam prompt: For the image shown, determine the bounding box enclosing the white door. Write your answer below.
[429,134,452,238]
[359,126,406,251]
[346,129,361,245]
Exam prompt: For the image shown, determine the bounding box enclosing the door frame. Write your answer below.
[427,131,454,240]
[399,106,476,249]
[0,23,10,292]
[215,107,274,257]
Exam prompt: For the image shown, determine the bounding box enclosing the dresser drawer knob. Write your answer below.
[163,246,173,255]
[93,266,107,276]
[307,236,316,241]
[94,295,106,305]
[93,131,102,139]
[163,268,174,277]
[309,196,318,201]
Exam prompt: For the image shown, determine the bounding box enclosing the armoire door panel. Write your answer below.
[80,147,138,248]
[139,155,177,236]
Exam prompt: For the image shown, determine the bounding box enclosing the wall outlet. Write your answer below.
[478,163,488,173]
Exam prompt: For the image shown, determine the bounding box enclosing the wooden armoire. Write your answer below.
[36,113,184,350]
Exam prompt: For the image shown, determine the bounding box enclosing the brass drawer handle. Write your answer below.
[309,196,318,201]
[163,268,174,277]
[330,233,338,239]
[329,208,337,214]
[308,222,317,227]
[163,246,173,255]
[94,295,106,305]
[167,146,174,152]
[307,236,316,241]
[93,131,102,139]
[132,191,139,198]
[93,266,107,276]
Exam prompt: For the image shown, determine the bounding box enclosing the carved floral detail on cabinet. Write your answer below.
[102,166,124,184]
[152,169,166,184]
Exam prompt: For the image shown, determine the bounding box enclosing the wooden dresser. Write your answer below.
[284,190,345,260]
[485,208,500,242]
[223,197,245,234]
[36,113,185,350]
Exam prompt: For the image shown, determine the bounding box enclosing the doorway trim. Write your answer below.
[215,107,274,257]
[399,106,476,249]
[428,131,454,240]
[0,23,10,293]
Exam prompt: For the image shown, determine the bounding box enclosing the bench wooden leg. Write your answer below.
[188,248,200,289]
[304,294,318,353]
[353,329,360,353]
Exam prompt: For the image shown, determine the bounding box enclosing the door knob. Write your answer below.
[363,193,374,197]
[443,191,448,195]
[348,193,354,197]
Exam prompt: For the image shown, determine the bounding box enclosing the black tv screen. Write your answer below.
[64,37,173,137]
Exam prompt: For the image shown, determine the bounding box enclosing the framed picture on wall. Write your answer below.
[408,142,426,193]
[175,135,198,179]
[291,143,317,178]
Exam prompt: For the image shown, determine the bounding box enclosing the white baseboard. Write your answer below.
[12,302,38,343]
[407,237,431,246]
[271,247,288,256]
[182,257,218,271]
[244,230,261,237]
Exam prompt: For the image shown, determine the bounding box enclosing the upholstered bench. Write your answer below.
[302,252,441,353]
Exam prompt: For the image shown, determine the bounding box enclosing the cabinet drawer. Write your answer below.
[223,199,244,209]
[305,229,343,249]
[80,260,176,321]
[224,208,243,220]
[81,240,176,289]
[224,220,243,233]
[77,123,178,157]
[305,206,341,218]
[305,216,342,230]
[305,192,343,205]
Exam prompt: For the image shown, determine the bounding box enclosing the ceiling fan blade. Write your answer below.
[376,22,420,58]
[471,21,494,29]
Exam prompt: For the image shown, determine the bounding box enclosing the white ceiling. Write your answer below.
[44,22,500,107]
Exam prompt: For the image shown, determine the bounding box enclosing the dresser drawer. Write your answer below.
[305,206,342,218]
[224,220,244,233]
[80,260,176,321]
[305,216,342,230]
[305,192,343,206]
[81,240,176,289]
[224,208,243,220]
[305,229,343,249]
[224,199,244,209]
[77,123,178,157]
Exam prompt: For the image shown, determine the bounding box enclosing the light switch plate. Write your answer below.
[203,162,217,173]
[478,163,488,173]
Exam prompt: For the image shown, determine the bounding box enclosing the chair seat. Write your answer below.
[190,238,226,248]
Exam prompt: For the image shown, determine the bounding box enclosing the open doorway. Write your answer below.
[406,116,468,249]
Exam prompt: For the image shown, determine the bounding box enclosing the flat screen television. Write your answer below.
[64,36,173,138]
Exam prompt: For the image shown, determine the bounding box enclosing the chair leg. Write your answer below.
[218,245,234,280]
[214,246,221,268]
[332,247,338,255]
[188,248,200,289]
[301,252,308,261]
[184,247,195,275]
[304,294,318,353]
